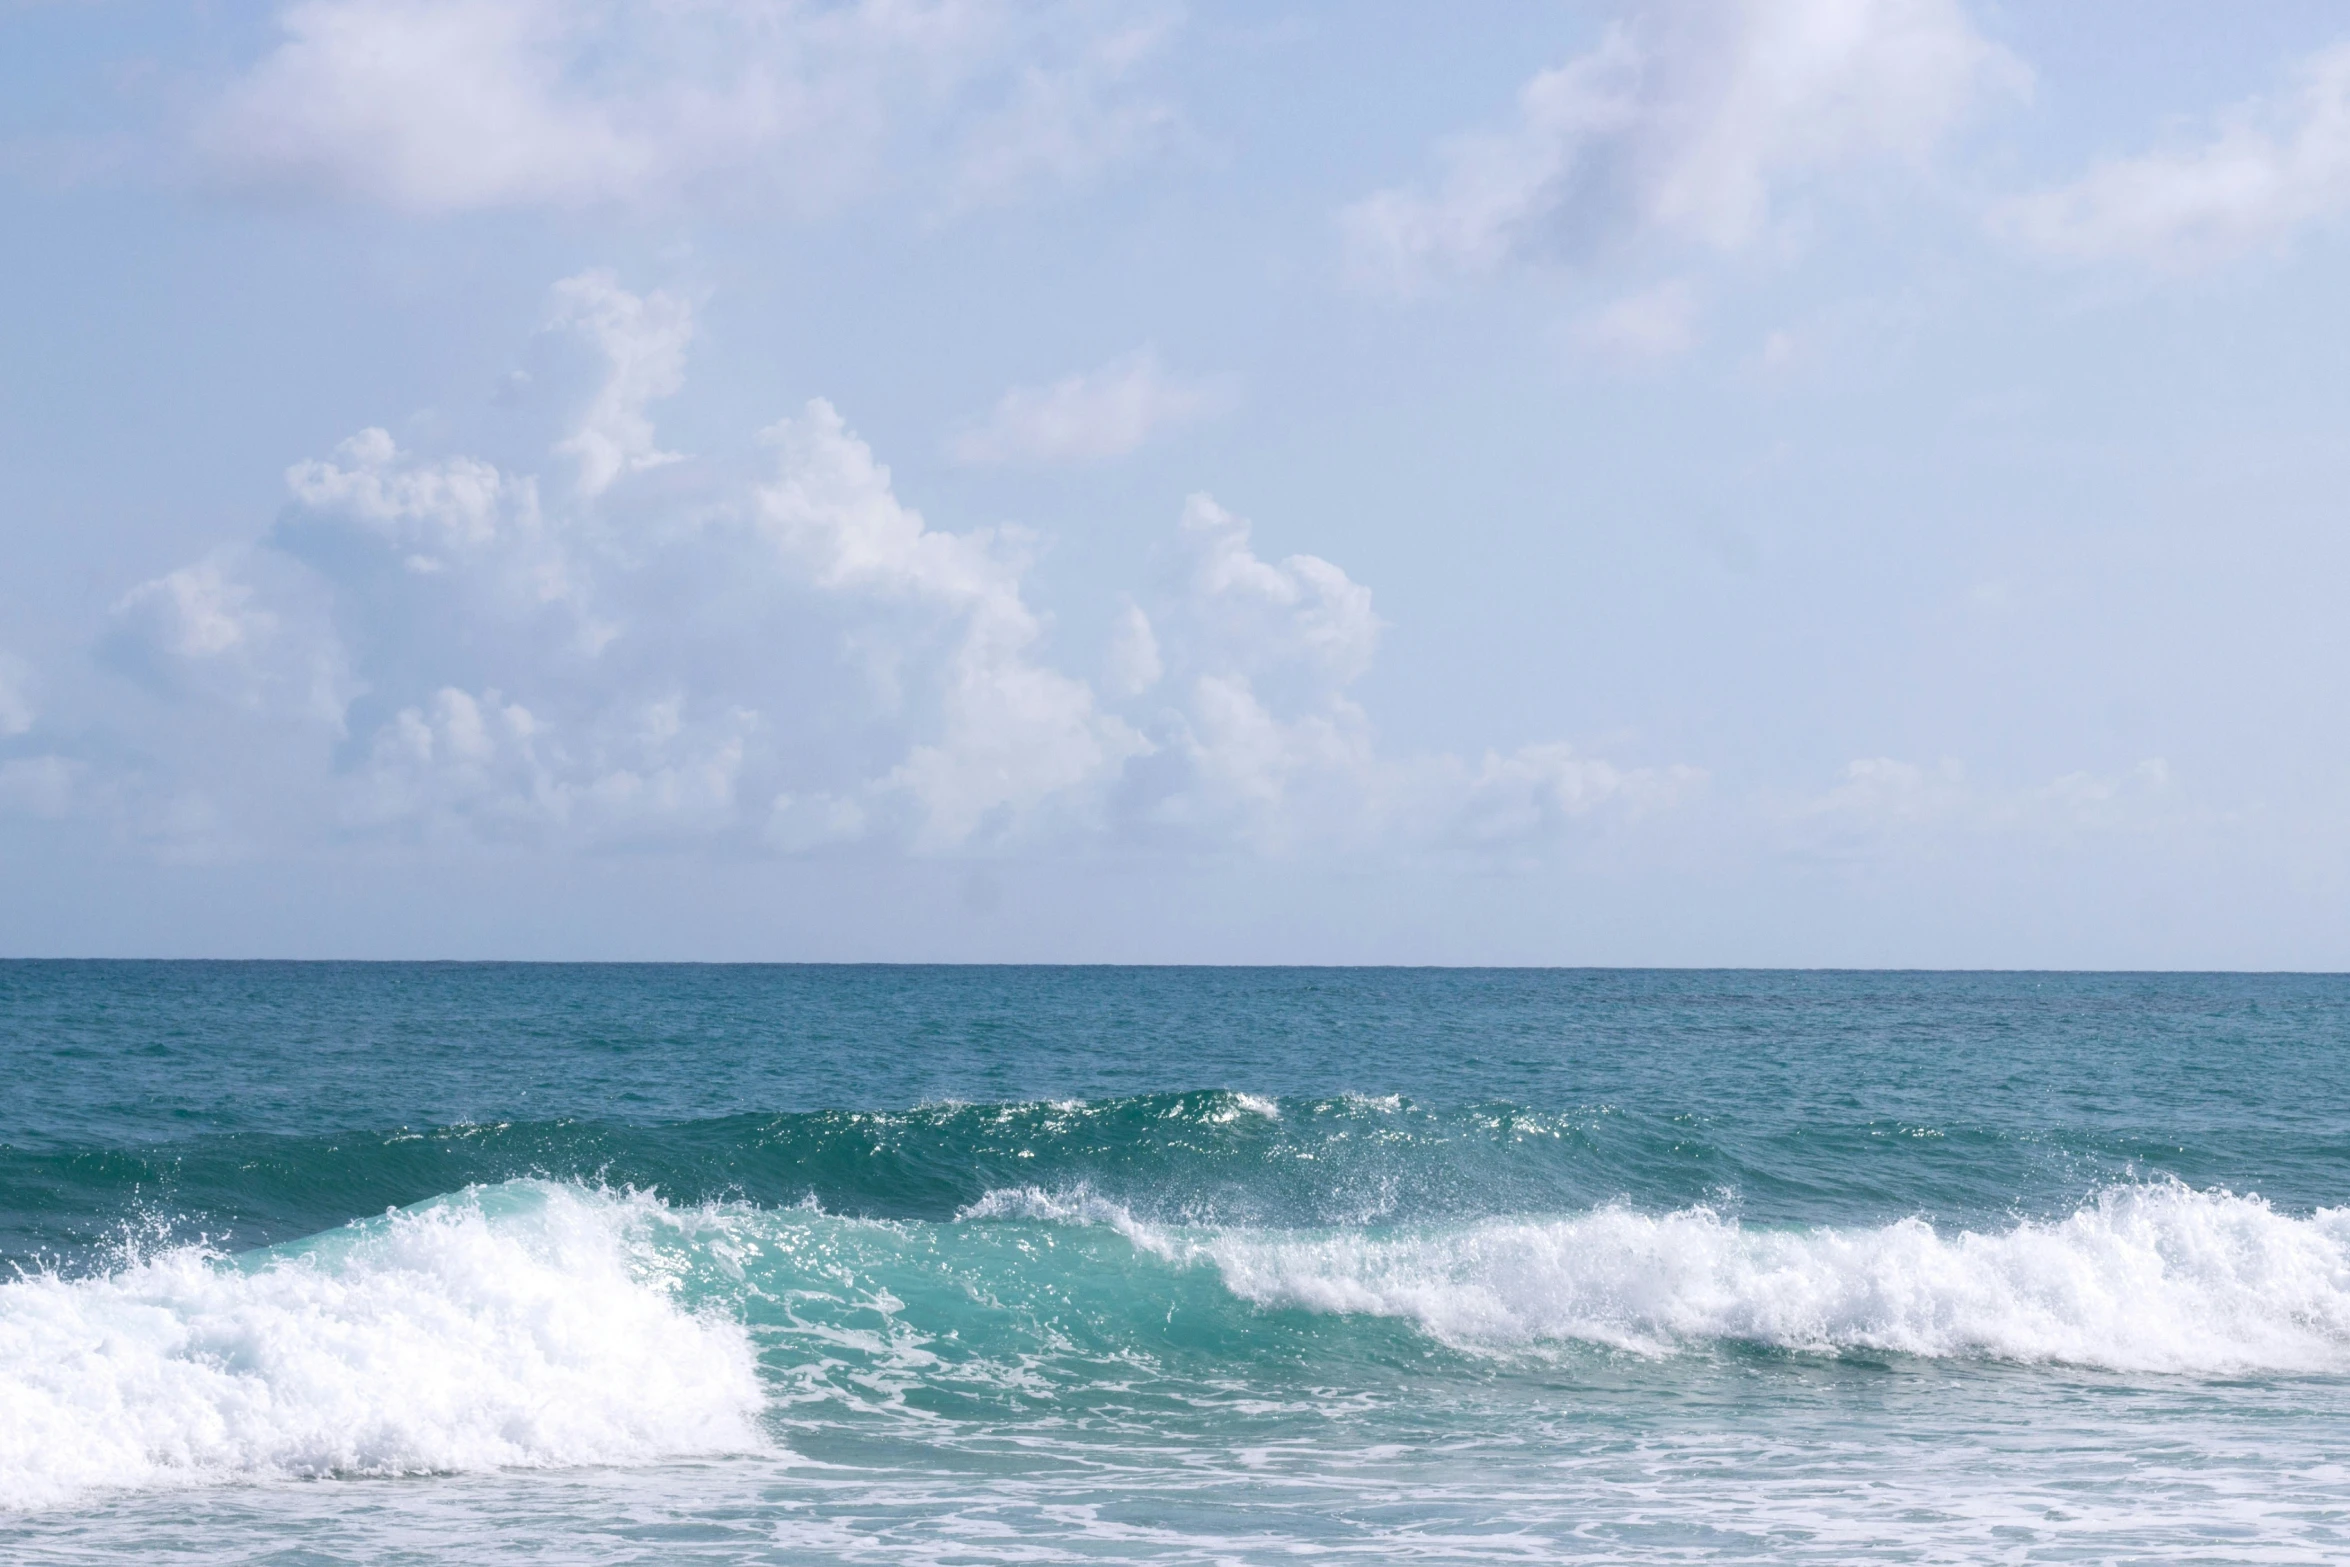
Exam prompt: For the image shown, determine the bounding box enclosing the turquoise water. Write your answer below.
[3,964,2348,1561]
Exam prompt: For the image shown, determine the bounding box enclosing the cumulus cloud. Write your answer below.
[947,350,1227,466]
[111,558,270,663]
[100,552,353,723]
[1169,494,1380,688]
[1107,496,1702,855]
[549,270,693,496]
[196,0,1181,216]
[85,270,1682,864]
[1998,42,2350,270]
[1343,0,2020,292]
[756,399,1144,847]
[1103,602,1162,697]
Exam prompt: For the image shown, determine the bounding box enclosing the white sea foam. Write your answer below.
[971,1182,2350,1374]
[0,1182,765,1511]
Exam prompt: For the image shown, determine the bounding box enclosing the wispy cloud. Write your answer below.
[1572,278,1700,363]
[1798,755,2181,849]
[1998,41,2350,270]
[194,0,1182,216]
[0,651,35,738]
[1343,0,2022,293]
[947,350,1228,466]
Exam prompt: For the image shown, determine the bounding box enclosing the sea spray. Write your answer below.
[9,965,2350,1562]
[962,1181,2350,1372]
[0,1182,764,1511]
[15,1172,2350,1513]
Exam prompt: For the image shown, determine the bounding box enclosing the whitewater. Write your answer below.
[4,964,2349,1562]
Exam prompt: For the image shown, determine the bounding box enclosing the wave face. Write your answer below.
[0,1183,762,1511]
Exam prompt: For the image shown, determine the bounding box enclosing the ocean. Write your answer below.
[2,963,2346,1563]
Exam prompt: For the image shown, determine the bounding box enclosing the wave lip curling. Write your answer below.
[0,1181,765,1511]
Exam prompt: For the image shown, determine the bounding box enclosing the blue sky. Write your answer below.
[5,0,2350,963]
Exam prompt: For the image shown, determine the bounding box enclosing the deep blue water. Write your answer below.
[4,964,2348,1562]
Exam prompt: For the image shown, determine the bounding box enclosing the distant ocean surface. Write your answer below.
[4,964,2348,1563]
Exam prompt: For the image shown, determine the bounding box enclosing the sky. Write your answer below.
[5,0,2350,965]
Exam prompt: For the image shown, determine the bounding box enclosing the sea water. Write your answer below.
[1,964,2345,1562]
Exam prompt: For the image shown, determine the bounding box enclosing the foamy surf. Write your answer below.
[0,1182,765,1512]
[12,1174,2349,1519]
[968,1182,2350,1374]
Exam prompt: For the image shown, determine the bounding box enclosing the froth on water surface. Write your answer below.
[6,1174,2350,1560]
[0,1183,765,1512]
[4,965,2350,1561]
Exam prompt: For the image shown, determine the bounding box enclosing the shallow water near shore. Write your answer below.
[4,963,2348,1562]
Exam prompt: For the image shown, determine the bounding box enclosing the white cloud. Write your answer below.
[549,270,693,496]
[947,350,1226,466]
[349,686,559,837]
[278,420,602,656]
[1436,744,1702,848]
[1573,278,1700,362]
[196,0,1180,216]
[112,557,270,662]
[1104,602,1161,697]
[0,652,35,737]
[101,553,354,723]
[1814,755,1970,827]
[87,270,1684,865]
[1172,494,1380,687]
[1804,755,2179,844]
[947,10,1182,211]
[1998,43,2350,270]
[288,432,533,557]
[1109,495,1698,855]
[1343,0,2020,291]
[757,398,1146,846]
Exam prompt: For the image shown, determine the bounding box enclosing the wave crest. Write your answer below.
[0,1182,764,1511]
[969,1181,2350,1373]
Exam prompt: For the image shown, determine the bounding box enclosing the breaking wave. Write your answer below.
[0,1182,764,1511]
[10,1168,2350,1512]
[970,1181,2350,1373]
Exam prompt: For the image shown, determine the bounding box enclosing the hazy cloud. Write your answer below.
[1573,278,1700,362]
[549,270,693,496]
[196,0,1182,215]
[948,350,1227,466]
[946,9,1183,211]
[1999,42,2350,270]
[1106,495,1701,855]
[0,652,35,737]
[1344,0,2020,291]
[1804,755,2179,842]
[0,756,83,820]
